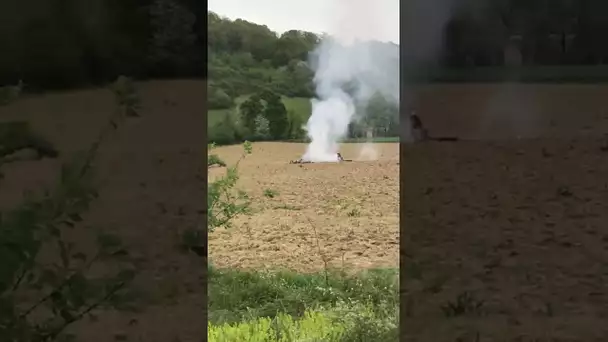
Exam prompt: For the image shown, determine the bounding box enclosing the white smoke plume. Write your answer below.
[301,0,399,162]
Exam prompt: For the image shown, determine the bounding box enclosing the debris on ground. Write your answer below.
[289,152,353,164]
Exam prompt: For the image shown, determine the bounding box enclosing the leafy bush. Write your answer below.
[208,310,347,342]
[209,86,235,110]
[0,76,139,341]
[208,302,398,342]
[206,142,251,232]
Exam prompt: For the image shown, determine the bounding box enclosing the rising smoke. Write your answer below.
[301,0,399,162]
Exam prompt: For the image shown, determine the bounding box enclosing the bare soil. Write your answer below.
[0,80,205,341]
[403,84,608,341]
[208,142,399,273]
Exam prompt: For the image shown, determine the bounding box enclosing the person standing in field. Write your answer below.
[410,110,429,142]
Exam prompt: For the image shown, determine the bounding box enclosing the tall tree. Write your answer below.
[239,95,264,134]
[148,0,199,76]
[263,93,288,140]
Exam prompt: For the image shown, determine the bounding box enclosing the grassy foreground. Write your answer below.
[208,265,398,341]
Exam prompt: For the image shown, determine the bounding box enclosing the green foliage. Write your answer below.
[286,110,306,140]
[187,140,252,257]
[0,75,138,341]
[183,140,251,254]
[207,13,322,107]
[262,189,278,198]
[208,310,348,341]
[0,0,150,89]
[209,303,398,342]
[253,115,270,141]
[208,155,227,168]
[208,92,401,146]
[263,94,289,140]
[239,95,264,134]
[208,266,398,341]
[209,86,235,110]
[208,113,245,146]
[441,291,485,318]
[206,143,251,232]
[5,2,608,92]
[148,0,199,76]
[111,76,141,118]
[208,266,397,325]
[356,93,399,138]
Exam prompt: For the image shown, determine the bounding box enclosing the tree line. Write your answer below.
[2,0,608,92]
[207,11,399,145]
[443,0,608,67]
[0,0,206,91]
[3,0,607,146]
[207,11,318,109]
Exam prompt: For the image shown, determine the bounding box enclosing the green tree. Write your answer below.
[149,0,199,76]
[365,93,398,137]
[263,94,288,140]
[287,110,305,140]
[208,86,234,110]
[239,95,264,135]
[254,114,270,140]
[209,113,240,145]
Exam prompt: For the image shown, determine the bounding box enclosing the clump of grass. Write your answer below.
[441,291,485,317]
[263,188,278,198]
[346,208,360,217]
[273,204,300,211]
[111,76,141,117]
[0,76,138,341]
[208,154,226,167]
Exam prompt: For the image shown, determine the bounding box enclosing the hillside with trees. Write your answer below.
[2,1,608,144]
[207,12,400,145]
[2,0,608,88]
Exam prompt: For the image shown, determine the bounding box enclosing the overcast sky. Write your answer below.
[207,0,399,43]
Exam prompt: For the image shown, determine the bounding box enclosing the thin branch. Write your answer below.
[18,252,100,319]
[43,281,127,341]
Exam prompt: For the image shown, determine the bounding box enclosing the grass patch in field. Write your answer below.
[208,301,398,342]
[342,136,400,143]
[281,96,311,121]
[263,188,278,198]
[208,265,398,326]
[208,96,311,129]
[273,204,301,211]
[208,108,234,127]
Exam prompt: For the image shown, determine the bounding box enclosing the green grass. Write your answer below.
[281,96,311,121]
[209,303,398,341]
[208,108,233,127]
[208,265,398,325]
[267,137,399,144]
[342,136,399,143]
[208,96,311,128]
[208,265,398,341]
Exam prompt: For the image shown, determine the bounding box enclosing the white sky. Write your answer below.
[207,0,399,43]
